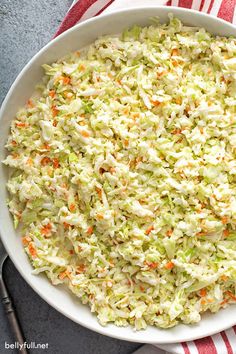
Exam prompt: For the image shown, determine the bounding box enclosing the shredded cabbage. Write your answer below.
[3,16,236,330]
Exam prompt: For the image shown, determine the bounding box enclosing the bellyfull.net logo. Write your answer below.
[5,342,49,350]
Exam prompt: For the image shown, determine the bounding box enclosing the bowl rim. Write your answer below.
[1,5,236,344]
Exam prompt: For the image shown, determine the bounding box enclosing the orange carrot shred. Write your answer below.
[199,289,207,297]
[145,225,154,235]
[63,76,71,85]
[27,99,34,108]
[223,229,230,237]
[41,157,51,166]
[49,90,56,98]
[95,187,102,198]
[166,229,173,237]
[87,226,93,235]
[28,242,37,257]
[226,291,236,301]
[220,299,229,306]
[69,203,76,212]
[40,223,52,236]
[165,262,174,270]
[171,48,179,56]
[81,130,90,138]
[221,216,228,224]
[147,261,158,269]
[151,100,161,107]
[16,122,28,128]
[76,264,85,273]
[53,158,60,169]
[52,105,59,117]
[22,236,31,246]
[43,143,50,150]
[97,213,104,220]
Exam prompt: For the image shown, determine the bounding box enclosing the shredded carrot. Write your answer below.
[197,232,206,237]
[59,270,72,280]
[87,226,93,235]
[220,275,228,282]
[132,113,139,119]
[43,143,50,150]
[52,105,59,117]
[151,100,161,107]
[69,250,74,255]
[157,69,167,78]
[223,229,230,237]
[79,64,86,71]
[97,213,104,220]
[221,216,228,225]
[123,108,129,115]
[147,261,158,269]
[53,120,58,127]
[110,167,116,174]
[171,48,179,56]
[49,90,56,98]
[16,122,28,128]
[63,222,70,228]
[22,236,31,246]
[172,128,182,135]
[53,158,60,169]
[69,203,76,212]
[76,264,86,273]
[165,261,174,270]
[220,298,229,306]
[11,140,17,146]
[81,130,90,138]
[199,289,207,297]
[28,242,37,257]
[124,139,129,147]
[140,285,145,291]
[166,229,173,237]
[95,187,102,198]
[41,157,51,166]
[27,99,34,108]
[145,225,154,235]
[201,299,207,305]
[59,271,68,280]
[226,291,236,301]
[27,157,33,166]
[63,76,71,85]
[172,60,179,67]
[175,97,182,105]
[41,223,52,236]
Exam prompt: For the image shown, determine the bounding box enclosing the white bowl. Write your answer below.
[0,6,236,344]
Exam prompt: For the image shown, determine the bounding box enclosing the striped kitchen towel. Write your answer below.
[55,1,236,353]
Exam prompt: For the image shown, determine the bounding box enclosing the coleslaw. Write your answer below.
[3,16,236,329]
